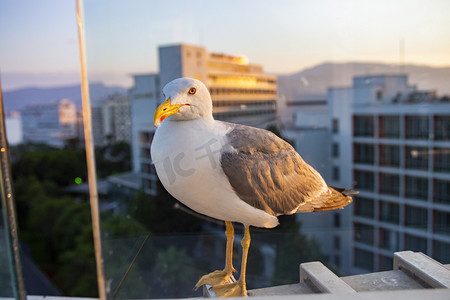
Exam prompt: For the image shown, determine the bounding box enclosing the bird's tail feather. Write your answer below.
[312,186,356,212]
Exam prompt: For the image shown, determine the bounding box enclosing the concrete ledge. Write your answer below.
[300,262,356,294]
[394,251,450,288]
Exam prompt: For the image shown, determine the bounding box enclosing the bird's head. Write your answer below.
[154,77,213,127]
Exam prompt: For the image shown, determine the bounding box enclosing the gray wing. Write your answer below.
[220,124,334,216]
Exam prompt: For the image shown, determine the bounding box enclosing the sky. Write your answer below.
[1,0,450,90]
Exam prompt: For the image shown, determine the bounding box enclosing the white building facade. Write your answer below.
[21,99,77,148]
[328,74,450,274]
[100,93,131,145]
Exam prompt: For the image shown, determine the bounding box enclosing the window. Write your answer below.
[353,197,374,218]
[405,146,429,170]
[434,115,450,140]
[405,176,428,200]
[379,144,400,167]
[354,143,374,164]
[354,222,374,245]
[333,235,341,250]
[405,205,428,229]
[332,118,339,133]
[434,148,450,172]
[379,201,400,224]
[332,143,339,158]
[140,147,151,159]
[379,116,400,138]
[405,116,429,139]
[334,213,341,227]
[434,179,450,204]
[332,166,340,181]
[354,248,374,271]
[139,131,153,144]
[354,170,374,191]
[433,240,450,264]
[353,115,374,137]
[379,228,399,251]
[376,90,383,100]
[433,210,450,235]
[404,234,427,253]
[379,173,400,196]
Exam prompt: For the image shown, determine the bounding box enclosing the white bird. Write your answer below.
[151,77,356,297]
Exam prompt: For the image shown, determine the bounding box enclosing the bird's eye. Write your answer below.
[188,87,196,95]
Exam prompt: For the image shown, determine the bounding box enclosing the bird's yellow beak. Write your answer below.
[154,98,186,127]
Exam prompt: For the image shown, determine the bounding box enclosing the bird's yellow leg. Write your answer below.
[212,225,250,297]
[195,221,237,290]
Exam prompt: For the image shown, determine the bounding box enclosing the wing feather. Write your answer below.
[220,124,349,216]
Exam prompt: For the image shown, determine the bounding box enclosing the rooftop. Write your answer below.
[203,251,450,299]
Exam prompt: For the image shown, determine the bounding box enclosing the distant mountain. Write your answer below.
[2,83,127,112]
[277,62,450,101]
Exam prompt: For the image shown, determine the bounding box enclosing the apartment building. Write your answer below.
[328,74,450,274]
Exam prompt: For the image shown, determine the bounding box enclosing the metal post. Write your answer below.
[76,1,107,299]
[0,75,26,299]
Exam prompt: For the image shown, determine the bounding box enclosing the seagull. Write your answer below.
[151,77,356,297]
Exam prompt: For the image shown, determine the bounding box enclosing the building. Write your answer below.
[328,74,450,274]
[129,73,160,194]
[159,44,277,127]
[21,99,77,148]
[99,93,131,145]
[129,44,278,195]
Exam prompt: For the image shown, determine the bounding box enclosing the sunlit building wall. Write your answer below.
[159,44,278,127]
[329,74,450,274]
[21,98,77,148]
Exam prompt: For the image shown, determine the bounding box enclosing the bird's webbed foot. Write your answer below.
[194,267,236,290]
[211,279,247,297]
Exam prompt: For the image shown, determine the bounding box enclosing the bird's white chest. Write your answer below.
[151,120,229,207]
[152,120,224,182]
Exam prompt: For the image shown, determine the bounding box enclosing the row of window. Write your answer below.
[353,170,450,203]
[139,131,154,145]
[351,115,450,140]
[349,143,450,172]
[354,235,450,270]
[213,100,276,108]
[354,197,450,234]
[213,109,276,120]
[210,87,276,96]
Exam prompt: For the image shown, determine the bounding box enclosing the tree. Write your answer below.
[10,143,137,296]
[129,183,203,234]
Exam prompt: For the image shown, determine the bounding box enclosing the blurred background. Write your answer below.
[0,0,449,298]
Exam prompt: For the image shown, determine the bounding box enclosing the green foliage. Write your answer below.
[95,141,131,177]
[10,142,137,296]
[152,246,195,297]
[129,183,203,234]
[11,147,87,186]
